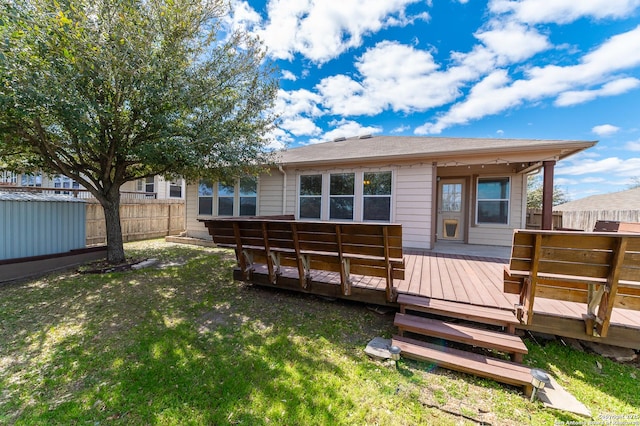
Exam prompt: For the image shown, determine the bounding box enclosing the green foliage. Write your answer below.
[527,175,569,209]
[0,0,278,261]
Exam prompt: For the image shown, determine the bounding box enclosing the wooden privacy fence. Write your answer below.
[86,199,184,245]
[560,210,640,232]
[525,209,563,229]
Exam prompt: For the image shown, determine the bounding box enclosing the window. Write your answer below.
[198,180,213,215]
[169,179,182,198]
[363,171,392,221]
[0,171,17,184]
[299,174,322,219]
[53,175,80,195]
[477,177,510,224]
[330,173,355,220]
[239,177,257,216]
[137,177,155,194]
[21,173,42,187]
[218,182,235,216]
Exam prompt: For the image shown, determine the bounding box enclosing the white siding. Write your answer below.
[395,164,434,250]
[185,183,210,239]
[467,173,524,246]
[258,171,285,216]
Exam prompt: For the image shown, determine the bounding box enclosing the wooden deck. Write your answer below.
[241,249,640,349]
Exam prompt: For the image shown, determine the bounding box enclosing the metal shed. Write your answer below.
[0,191,87,260]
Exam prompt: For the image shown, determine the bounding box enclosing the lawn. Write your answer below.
[1,240,638,425]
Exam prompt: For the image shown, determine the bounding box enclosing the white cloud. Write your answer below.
[246,0,427,63]
[317,41,460,116]
[489,0,640,24]
[556,157,640,176]
[626,140,640,151]
[591,124,620,136]
[308,120,382,144]
[474,22,550,64]
[392,125,411,133]
[417,25,640,134]
[555,77,640,106]
[281,70,298,81]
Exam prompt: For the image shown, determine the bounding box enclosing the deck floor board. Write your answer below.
[243,250,640,331]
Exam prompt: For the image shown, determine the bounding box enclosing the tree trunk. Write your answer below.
[101,194,126,264]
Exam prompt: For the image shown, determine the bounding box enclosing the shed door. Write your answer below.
[437,179,465,241]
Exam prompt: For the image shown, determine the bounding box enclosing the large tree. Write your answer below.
[0,0,278,263]
[526,175,569,209]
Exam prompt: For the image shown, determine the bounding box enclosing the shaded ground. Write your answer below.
[0,239,638,425]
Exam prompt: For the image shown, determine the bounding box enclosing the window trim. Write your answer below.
[329,172,355,221]
[298,174,323,220]
[197,177,258,217]
[362,171,392,222]
[296,170,394,222]
[475,176,511,225]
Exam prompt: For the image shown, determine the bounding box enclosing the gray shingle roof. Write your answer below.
[554,188,640,211]
[275,135,596,166]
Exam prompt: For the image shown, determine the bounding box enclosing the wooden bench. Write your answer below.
[201,217,405,302]
[594,220,640,233]
[504,229,640,338]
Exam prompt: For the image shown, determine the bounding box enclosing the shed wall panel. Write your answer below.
[0,198,86,260]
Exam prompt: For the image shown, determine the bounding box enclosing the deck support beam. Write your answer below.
[541,160,556,230]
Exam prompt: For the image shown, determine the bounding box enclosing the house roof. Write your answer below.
[0,191,86,203]
[275,135,597,167]
[554,187,640,211]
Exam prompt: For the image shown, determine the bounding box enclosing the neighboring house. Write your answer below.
[184,135,596,248]
[554,187,640,231]
[0,171,185,200]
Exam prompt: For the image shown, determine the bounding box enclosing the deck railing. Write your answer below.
[0,185,157,199]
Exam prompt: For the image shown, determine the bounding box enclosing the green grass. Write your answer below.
[1,239,638,425]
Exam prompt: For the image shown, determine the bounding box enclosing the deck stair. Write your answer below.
[391,335,534,397]
[395,294,533,395]
[398,294,519,333]
[394,313,528,362]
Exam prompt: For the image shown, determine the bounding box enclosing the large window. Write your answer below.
[330,173,355,220]
[477,177,510,224]
[21,173,42,187]
[363,171,392,221]
[0,171,17,184]
[53,175,80,195]
[239,177,257,216]
[299,175,322,219]
[218,182,235,216]
[198,178,257,217]
[198,180,213,215]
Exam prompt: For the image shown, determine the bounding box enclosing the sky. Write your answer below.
[225,0,640,201]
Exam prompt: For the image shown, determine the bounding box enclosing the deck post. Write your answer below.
[541,160,556,230]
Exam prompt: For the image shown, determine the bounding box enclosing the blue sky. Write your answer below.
[226,0,640,200]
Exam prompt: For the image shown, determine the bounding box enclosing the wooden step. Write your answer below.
[394,313,528,362]
[392,335,534,397]
[397,294,519,333]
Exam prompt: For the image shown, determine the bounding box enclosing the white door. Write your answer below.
[437,179,465,241]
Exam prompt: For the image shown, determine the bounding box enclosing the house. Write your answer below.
[0,171,185,200]
[554,187,640,231]
[184,135,596,248]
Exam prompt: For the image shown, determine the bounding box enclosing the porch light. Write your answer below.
[389,345,401,368]
[530,368,550,402]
